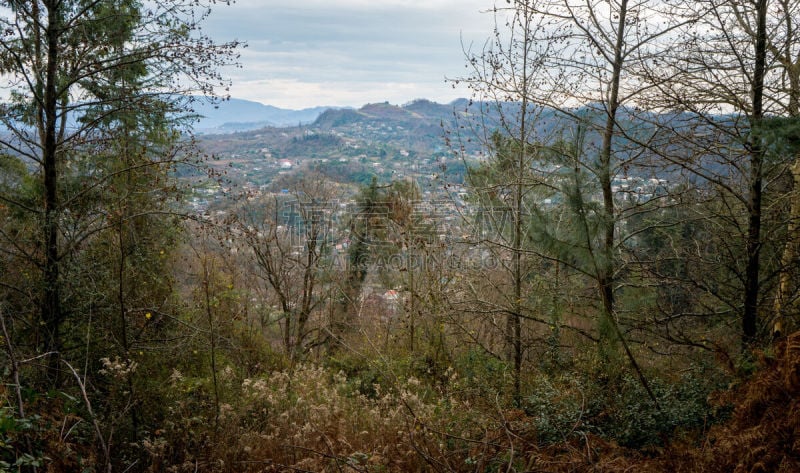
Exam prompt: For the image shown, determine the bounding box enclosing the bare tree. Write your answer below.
[454,0,677,403]
[637,0,800,347]
[239,175,339,359]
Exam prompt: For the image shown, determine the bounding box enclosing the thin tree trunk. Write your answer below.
[202,253,220,432]
[596,0,628,356]
[409,247,415,352]
[508,1,532,405]
[118,122,141,440]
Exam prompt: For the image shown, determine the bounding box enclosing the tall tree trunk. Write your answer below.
[510,143,523,405]
[507,0,533,405]
[596,0,628,357]
[743,0,768,347]
[43,0,63,384]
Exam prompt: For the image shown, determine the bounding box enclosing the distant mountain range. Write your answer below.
[194,97,679,167]
[192,98,337,133]
[194,98,482,189]
[194,97,583,157]
[191,97,481,135]
[195,97,702,186]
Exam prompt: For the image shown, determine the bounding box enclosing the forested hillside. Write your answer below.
[1,1,799,472]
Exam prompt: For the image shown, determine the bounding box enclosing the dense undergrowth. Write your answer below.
[4,331,798,472]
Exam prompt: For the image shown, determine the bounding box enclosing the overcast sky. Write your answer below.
[203,0,495,109]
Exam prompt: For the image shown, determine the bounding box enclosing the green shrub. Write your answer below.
[606,372,723,448]
[522,368,727,449]
[452,349,512,401]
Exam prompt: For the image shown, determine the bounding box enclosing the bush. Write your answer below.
[523,374,594,444]
[606,373,721,448]
[522,368,727,449]
[451,349,512,403]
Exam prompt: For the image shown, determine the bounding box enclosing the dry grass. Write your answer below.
[138,331,800,472]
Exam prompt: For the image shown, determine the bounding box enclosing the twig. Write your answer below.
[0,309,24,419]
[19,352,58,364]
[62,359,111,473]
[121,459,139,473]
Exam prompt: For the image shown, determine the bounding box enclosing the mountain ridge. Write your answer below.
[193,97,471,134]
[192,98,340,132]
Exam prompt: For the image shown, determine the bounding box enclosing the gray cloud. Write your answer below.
[203,0,493,108]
